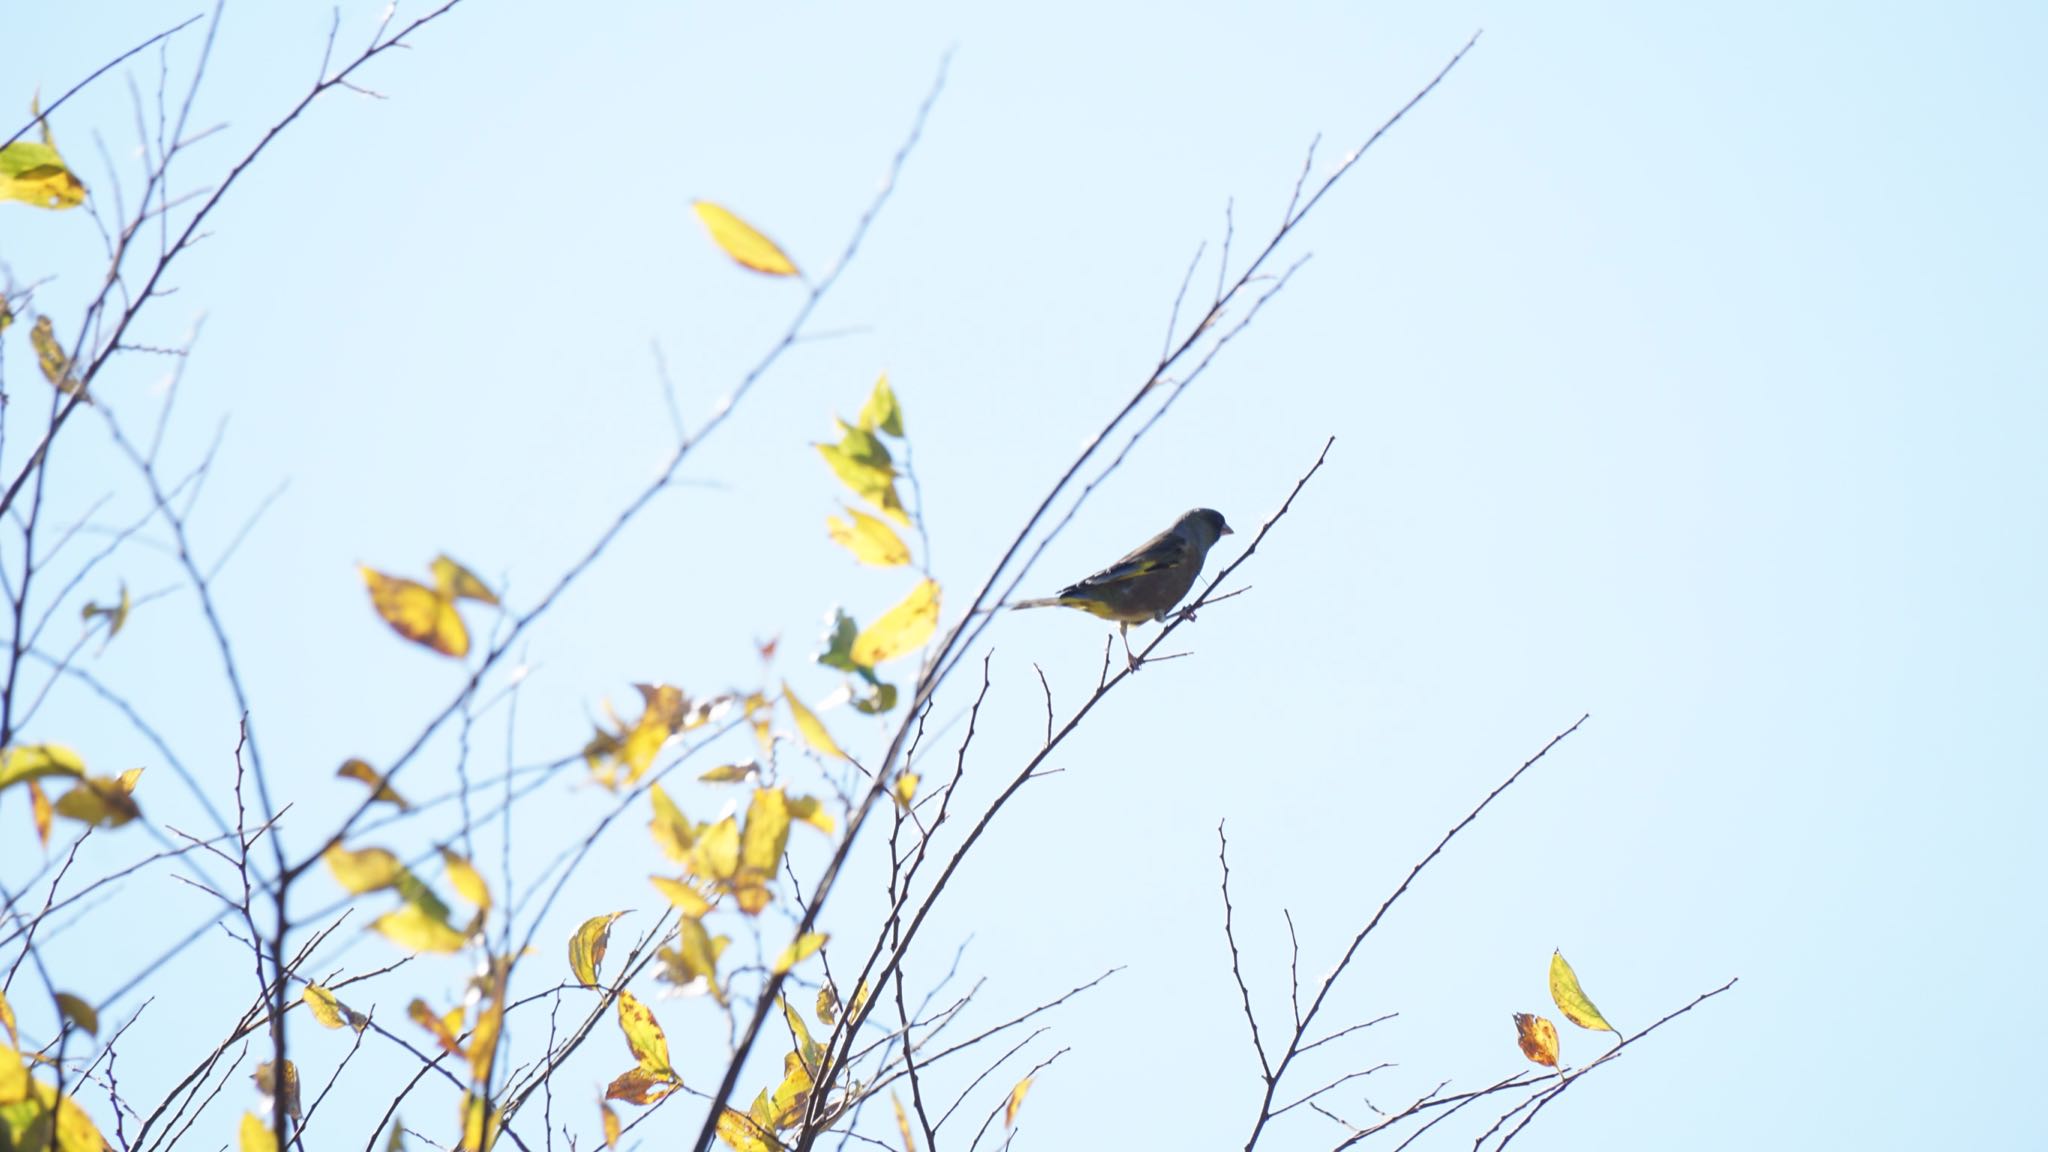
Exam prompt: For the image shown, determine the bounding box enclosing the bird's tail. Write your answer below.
[1008,597,1065,611]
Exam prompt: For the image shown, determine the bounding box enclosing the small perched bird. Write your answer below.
[1013,508,1233,670]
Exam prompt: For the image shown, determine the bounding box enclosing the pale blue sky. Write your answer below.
[3,2,2043,1149]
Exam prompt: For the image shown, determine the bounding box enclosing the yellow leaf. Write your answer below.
[826,505,911,568]
[604,1066,678,1106]
[745,693,776,760]
[336,758,410,810]
[763,1049,813,1129]
[324,844,405,894]
[890,1093,916,1152]
[691,200,799,277]
[853,580,940,667]
[1513,1012,1560,1068]
[660,915,727,1004]
[79,583,130,639]
[0,107,86,210]
[459,1090,499,1152]
[779,997,820,1072]
[53,993,96,1037]
[815,984,839,1027]
[28,778,51,848]
[0,986,15,1046]
[716,1108,784,1152]
[303,985,346,1030]
[5,1075,105,1152]
[649,875,713,918]
[53,771,142,827]
[1004,1076,1033,1128]
[698,761,759,784]
[361,567,468,658]
[772,932,828,976]
[373,904,469,953]
[856,373,904,437]
[0,1049,27,1109]
[466,959,509,1074]
[0,743,85,790]
[782,683,848,762]
[648,782,695,862]
[616,992,673,1074]
[740,789,791,880]
[890,773,919,809]
[1548,950,1618,1033]
[601,1103,621,1148]
[239,1111,279,1152]
[690,815,741,884]
[626,676,684,729]
[430,554,500,605]
[786,794,836,835]
[570,912,627,987]
[28,316,85,403]
[441,848,492,912]
[253,1059,301,1121]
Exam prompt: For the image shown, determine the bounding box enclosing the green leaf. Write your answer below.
[856,373,904,437]
[850,681,898,715]
[815,422,907,525]
[815,610,873,682]
[0,138,86,210]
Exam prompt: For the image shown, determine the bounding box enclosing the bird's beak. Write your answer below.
[1222,524,1235,536]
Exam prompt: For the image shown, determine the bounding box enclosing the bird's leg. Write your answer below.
[1120,622,1141,672]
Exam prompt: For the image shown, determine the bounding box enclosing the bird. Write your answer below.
[1012,508,1233,670]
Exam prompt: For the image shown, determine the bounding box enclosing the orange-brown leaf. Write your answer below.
[1514,1012,1560,1068]
[409,998,463,1057]
[28,777,50,847]
[605,1066,679,1106]
[1004,1076,1032,1128]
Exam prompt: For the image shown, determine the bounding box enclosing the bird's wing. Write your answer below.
[1059,527,1188,595]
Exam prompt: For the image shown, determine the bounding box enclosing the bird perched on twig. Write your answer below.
[1012,508,1233,670]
